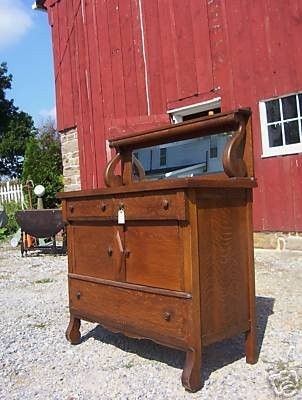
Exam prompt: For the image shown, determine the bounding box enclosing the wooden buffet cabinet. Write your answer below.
[58,109,257,392]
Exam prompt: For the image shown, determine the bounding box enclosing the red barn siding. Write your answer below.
[46,0,302,231]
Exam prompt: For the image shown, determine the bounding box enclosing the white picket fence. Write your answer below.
[0,181,24,208]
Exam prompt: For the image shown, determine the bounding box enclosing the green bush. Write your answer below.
[22,119,63,209]
[0,201,22,240]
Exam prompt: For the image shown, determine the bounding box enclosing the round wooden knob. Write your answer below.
[163,311,171,321]
[162,200,169,210]
[107,246,113,256]
[100,202,107,212]
[119,202,124,209]
[76,291,81,300]
[69,205,74,213]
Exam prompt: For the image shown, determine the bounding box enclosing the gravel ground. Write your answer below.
[0,243,301,400]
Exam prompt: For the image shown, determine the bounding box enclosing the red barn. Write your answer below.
[36,0,302,241]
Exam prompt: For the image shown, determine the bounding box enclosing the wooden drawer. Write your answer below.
[113,191,187,220]
[69,278,190,342]
[66,198,113,219]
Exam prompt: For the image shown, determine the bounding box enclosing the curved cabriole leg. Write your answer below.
[181,348,202,392]
[65,315,81,345]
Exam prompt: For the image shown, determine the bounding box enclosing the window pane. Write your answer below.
[268,124,283,147]
[160,148,167,166]
[266,99,280,122]
[299,94,302,115]
[282,95,297,119]
[284,121,300,144]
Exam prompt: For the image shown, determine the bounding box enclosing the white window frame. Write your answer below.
[259,92,302,158]
[167,97,221,123]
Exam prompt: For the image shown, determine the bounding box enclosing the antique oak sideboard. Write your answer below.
[58,109,257,392]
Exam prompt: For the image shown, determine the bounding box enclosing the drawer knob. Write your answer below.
[119,202,124,209]
[163,311,171,321]
[100,203,107,212]
[162,200,169,210]
[107,246,113,256]
[76,291,81,300]
[69,205,74,213]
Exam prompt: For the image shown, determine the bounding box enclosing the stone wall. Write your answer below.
[60,128,81,192]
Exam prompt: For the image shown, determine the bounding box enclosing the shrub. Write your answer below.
[0,201,22,240]
[22,119,63,209]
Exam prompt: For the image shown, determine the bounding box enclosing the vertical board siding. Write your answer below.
[107,0,127,120]
[141,0,166,114]
[222,0,302,231]
[130,0,148,116]
[84,0,105,188]
[48,0,302,230]
[119,0,140,117]
[95,0,115,128]
[190,0,214,96]
[171,0,198,100]
[207,0,235,109]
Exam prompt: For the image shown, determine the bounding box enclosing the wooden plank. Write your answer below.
[85,0,107,187]
[67,0,80,124]
[207,0,235,110]
[171,0,198,100]
[119,0,140,117]
[50,3,63,130]
[261,157,288,230]
[190,0,213,95]
[58,0,75,129]
[107,0,127,119]
[141,0,166,114]
[291,155,302,230]
[157,0,178,103]
[264,0,297,96]
[225,0,254,108]
[73,3,89,188]
[95,0,115,134]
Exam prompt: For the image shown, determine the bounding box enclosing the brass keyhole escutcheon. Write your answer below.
[107,246,113,257]
[163,311,171,321]
[101,203,106,212]
[162,200,169,210]
[76,291,81,300]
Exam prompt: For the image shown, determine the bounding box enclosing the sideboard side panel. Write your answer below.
[196,188,251,345]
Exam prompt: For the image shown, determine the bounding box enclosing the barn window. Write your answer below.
[259,93,302,157]
[159,148,167,166]
[167,97,221,123]
[210,136,218,158]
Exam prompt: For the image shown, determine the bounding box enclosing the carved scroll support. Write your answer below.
[104,152,146,188]
[104,153,123,188]
[222,115,248,177]
[132,155,145,181]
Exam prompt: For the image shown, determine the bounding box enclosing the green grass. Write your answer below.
[34,278,54,284]
[32,323,46,329]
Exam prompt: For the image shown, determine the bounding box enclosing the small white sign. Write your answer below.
[118,208,125,224]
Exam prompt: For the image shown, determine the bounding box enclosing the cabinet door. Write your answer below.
[125,222,184,291]
[70,223,124,281]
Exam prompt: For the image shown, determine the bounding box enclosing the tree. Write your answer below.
[0,62,35,178]
[22,118,63,209]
